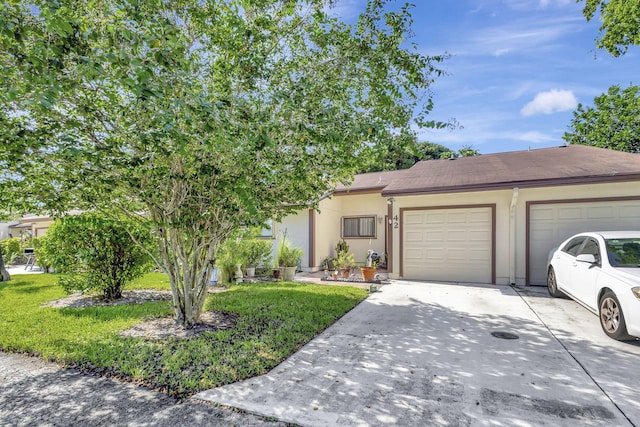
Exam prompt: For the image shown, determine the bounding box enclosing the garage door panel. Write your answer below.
[407,232,424,243]
[558,207,582,219]
[405,213,424,225]
[620,206,640,218]
[588,206,613,218]
[403,207,492,283]
[425,212,445,224]
[529,200,640,285]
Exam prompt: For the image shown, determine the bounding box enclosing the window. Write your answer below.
[562,237,586,256]
[342,216,376,238]
[579,238,601,263]
[257,219,275,239]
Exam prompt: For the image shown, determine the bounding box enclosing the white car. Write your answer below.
[547,231,640,341]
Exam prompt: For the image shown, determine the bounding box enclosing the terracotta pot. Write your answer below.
[340,268,351,279]
[361,267,377,282]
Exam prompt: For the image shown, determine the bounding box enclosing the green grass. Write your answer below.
[0,273,368,399]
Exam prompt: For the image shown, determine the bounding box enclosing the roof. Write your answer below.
[334,169,408,195]
[382,145,640,196]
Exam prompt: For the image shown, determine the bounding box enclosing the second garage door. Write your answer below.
[528,199,640,285]
[402,206,494,283]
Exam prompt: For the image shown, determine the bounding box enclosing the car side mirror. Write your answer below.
[576,254,597,264]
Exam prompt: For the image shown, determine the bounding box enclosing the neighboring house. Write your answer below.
[0,214,60,241]
[276,145,640,286]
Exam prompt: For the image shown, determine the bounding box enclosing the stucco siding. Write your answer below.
[335,193,387,265]
[274,210,310,269]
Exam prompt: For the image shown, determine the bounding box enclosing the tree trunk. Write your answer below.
[157,226,221,329]
[0,254,10,282]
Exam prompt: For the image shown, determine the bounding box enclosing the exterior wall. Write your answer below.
[313,197,343,269]
[334,193,388,265]
[31,219,54,237]
[389,180,640,286]
[273,210,311,269]
[0,222,17,240]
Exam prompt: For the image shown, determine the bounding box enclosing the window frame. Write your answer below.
[341,215,377,239]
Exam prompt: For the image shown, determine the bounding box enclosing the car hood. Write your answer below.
[612,267,640,285]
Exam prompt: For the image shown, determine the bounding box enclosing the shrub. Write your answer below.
[277,238,303,267]
[0,237,23,264]
[45,213,155,299]
[243,238,272,268]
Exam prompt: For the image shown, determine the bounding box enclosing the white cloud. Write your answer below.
[514,130,557,143]
[520,89,577,116]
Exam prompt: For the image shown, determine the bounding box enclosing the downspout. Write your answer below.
[509,187,519,285]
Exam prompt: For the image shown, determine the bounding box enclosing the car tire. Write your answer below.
[599,291,633,341]
[547,267,563,298]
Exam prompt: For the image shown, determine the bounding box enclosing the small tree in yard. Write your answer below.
[2,0,447,327]
[45,213,154,300]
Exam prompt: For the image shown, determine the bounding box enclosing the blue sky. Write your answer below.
[329,0,640,154]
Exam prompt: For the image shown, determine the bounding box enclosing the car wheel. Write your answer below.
[599,291,632,341]
[547,267,563,297]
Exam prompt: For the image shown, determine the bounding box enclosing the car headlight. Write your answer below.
[633,287,640,299]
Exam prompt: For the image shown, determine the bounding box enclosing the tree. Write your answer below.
[358,136,478,173]
[581,0,640,56]
[1,0,446,327]
[563,84,640,153]
[44,213,154,300]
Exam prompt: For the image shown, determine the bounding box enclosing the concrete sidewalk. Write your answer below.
[196,281,632,426]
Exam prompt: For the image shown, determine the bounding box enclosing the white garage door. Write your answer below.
[529,199,640,285]
[403,207,493,283]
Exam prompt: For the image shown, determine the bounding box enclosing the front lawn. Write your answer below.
[0,273,367,399]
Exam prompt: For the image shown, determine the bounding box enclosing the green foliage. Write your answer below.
[216,231,246,284]
[1,0,446,326]
[0,274,367,399]
[357,136,478,173]
[336,251,356,270]
[243,238,272,268]
[0,237,22,264]
[32,236,53,272]
[277,238,303,268]
[320,256,338,271]
[563,84,640,153]
[335,239,350,256]
[581,0,640,57]
[45,213,155,299]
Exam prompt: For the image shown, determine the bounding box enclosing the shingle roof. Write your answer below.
[334,169,408,194]
[381,145,640,196]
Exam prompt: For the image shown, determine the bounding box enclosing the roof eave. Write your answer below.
[381,173,640,197]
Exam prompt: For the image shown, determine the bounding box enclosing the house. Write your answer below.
[0,214,54,240]
[275,145,640,286]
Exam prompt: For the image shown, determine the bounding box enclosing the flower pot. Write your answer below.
[245,267,255,278]
[332,271,338,280]
[281,266,296,281]
[273,268,282,280]
[340,268,351,279]
[360,267,377,282]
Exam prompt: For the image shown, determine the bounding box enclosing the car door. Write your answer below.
[569,237,601,311]
[553,236,587,292]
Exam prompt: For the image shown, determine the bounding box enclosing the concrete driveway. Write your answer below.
[196,281,639,426]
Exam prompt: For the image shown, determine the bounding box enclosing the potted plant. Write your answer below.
[278,238,303,281]
[336,250,355,278]
[243,239,272,278]
[360,249,378,282]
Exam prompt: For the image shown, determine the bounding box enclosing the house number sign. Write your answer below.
[393,215,399,229]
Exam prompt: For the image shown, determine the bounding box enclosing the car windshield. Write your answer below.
[605,238,640,267]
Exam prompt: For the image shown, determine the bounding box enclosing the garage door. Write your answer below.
[529,199,640,285]
[402,207,493,283]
